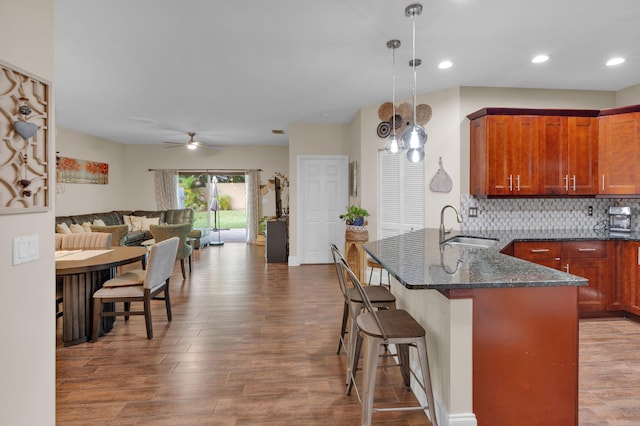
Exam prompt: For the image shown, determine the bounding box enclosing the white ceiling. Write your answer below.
[55,0,640,148]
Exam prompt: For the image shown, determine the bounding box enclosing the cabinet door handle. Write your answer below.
[516,175,521,191]
[637,247,640,266]
[602,174,605,191]
[571,175,576,191]
[508,175,513,192]
[530,249,550,253]
[564,264,570,273]
[564,175,569,191]
[577,248,597,252]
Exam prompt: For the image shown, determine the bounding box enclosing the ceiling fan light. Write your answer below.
[402,123,427,149]
[187,143,197,150]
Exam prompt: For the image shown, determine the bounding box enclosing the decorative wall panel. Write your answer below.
[0,59,51,213]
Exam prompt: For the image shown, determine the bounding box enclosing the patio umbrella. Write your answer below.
[210,176,219,231]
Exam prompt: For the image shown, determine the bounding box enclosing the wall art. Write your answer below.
[0,59,52,214]
[349,161,358,197]
[57,156,109,184]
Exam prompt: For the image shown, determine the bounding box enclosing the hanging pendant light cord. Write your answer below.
[411,12,417,125]
[392,45,397,130]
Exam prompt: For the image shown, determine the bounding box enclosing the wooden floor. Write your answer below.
[56,243,640,425]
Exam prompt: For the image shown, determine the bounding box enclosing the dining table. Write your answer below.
[55,246,147,346]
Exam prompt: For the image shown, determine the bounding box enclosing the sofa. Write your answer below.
[55,209,198,246]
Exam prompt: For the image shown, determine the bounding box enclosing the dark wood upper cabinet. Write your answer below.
[470,114,540,196]
[540,116,598,195]
[468,106,640,197]
[598,111,640,195]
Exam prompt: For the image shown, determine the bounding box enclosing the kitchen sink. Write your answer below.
[441,235,499,248]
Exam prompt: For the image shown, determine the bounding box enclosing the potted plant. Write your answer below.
[340,205,370,226]
[256,216,269,246]
[340,205,370,242]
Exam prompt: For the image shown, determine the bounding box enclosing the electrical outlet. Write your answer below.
[587,206,593,216]
[469,207,478,218]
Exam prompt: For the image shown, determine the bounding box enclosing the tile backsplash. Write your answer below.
[460,194,640,232]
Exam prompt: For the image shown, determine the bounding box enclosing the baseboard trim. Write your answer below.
[288,256,300,266]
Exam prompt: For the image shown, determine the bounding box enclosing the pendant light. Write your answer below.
[402,3,427,163]
[384,39,403,154]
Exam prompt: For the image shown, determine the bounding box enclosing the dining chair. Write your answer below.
[330,244,396,386]
[339,258,438,426]
[91,237,179,341]
[149,223,193,279]
[55,232,113,319]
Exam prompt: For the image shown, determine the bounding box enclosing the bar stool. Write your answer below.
[340,258,438,426]
[330,244,396,385]
[367,258,390,286]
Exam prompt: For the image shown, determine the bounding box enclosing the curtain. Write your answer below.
[154,169,178,210]
[245,169,260,243]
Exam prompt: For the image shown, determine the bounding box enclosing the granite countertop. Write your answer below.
[362,228,640,290]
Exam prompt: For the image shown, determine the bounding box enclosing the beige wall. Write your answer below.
[458,87,616,195]
[359,87,463,241]
[616,83,640,106]
[54,136,288,218]
[0,1,56,425]
[56,127,129,215]
[355,87,618,240]
[288,122,349,264]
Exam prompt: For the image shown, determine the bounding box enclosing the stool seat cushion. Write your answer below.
[347,286,395,304]
[357,309,425,339]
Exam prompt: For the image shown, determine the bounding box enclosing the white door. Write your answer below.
[298,155,348,264]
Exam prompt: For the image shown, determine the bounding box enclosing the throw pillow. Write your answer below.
[122,215,133,231]
[56,223,72,234]
[141,216,160,231]
[93,219,106,227]
[70,223,85,233]
[129,216,144,231]
[81,222,93,232]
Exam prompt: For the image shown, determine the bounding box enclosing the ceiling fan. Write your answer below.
[163,132,223,150]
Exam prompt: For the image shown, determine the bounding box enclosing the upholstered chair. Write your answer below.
[55,232,113,318]
[91,237,179,341]
[89,224,128,246]
[149,223,193,279]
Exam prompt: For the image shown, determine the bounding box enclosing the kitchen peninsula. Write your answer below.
[364,228,587,426]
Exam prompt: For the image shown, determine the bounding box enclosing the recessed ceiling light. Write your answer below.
[606,57,625,66]
[532,55,549,64]
[438,60,453,69]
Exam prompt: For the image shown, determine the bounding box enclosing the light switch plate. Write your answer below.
[13,234,39,265]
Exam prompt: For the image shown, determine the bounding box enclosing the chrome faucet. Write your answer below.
[439,204,463,243]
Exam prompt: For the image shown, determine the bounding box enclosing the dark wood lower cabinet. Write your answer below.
[513,240,613,317]
[472,286,579,425]
[619,241,640,315]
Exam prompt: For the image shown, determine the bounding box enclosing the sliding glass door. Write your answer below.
[178,173,247,232]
